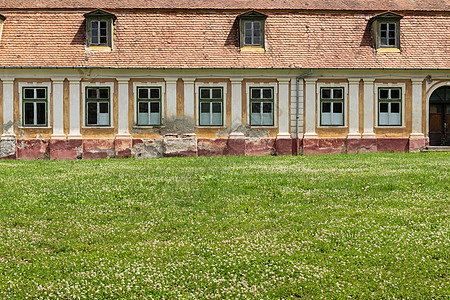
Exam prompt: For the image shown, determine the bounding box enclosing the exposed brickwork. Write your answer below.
[0,11,448,69]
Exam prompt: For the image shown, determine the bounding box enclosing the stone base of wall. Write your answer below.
[0,135,429,159]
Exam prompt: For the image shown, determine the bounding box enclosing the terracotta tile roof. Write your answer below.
[0,0,449,11]
[0,11,448,69]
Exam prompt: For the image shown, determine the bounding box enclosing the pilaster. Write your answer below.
[303,78,318,138]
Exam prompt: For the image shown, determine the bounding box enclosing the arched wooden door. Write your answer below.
[429,86,450,146]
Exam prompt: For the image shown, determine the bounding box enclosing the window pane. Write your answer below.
[253,22,260,31]
[100,36,107,44]
[200,88,210,99]
[379,113,388,125]
[24,88,34,99]
[251,113,261,125]
[380,102,389,113]
[389,30,395,38]
[379,89,389,99]
[138,113,148,125]
[138,102,148,113]
[322,113,331,125]
[150,88,160,99]
[263,102,272,113]
[380,37,387,45]
[99,102,109,113]
[262,88,272,99]
[447,105,450,114]
[212,102,221,113]
[391,102,400,113]
[251,88,261,99]
[333,89,343,99]
[245,36,252,45]
[36,102,46,125]
[200,113,210,126]
[251,102,261,114]
[211,88,222,99]
[211,113,222,125]
[390,112,401,125]
[200,102,210,113]
[99,88,109,99]
[138,88,149,99]
[390,89,400,99]
[91,22,98,44]
[150,113,160,125]
[388,38,395,45]
[24,103,34,125]
[98,112,109,126]
[333,102,343,113]
[87,88,97,99]
[245,22,252,30]
[389,23,395,31]
[36,88,46,99]
[380,23,387,30]
[150,102,160,113]
[322,89,331,99]
[322,102,331,113]
[333,112,343,126]
[87,102,97,125]
[380,30,387,38]
[262,113,272,126]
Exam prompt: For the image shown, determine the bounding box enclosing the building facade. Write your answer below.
[0,1,448,159]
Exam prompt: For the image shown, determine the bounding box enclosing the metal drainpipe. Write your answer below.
[296,69,313,155]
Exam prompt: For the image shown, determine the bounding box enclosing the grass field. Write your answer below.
[0,153,449,299]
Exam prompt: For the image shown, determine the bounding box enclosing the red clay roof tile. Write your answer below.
[0,11,448,69]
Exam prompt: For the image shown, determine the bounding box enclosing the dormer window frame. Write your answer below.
[84,9,116,49]
[370,12,403,52]
[238,10,268,50]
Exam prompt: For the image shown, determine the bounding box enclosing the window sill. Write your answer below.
[377,48,400,53]
[240,46,265,52]
[318,125,348,128]
[194,126,227,129]
[375,126,405,129]
[18,126,51,129]
[249,125,276,129]
[82,126,114,129]
[132,125,164,129]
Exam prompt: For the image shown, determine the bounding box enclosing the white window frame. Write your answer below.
[18,81,52,128]
[246,82,278,127]
[82,81,115,128]
[195,82,227,127]
[133,81,165,127]
[375,83,406,128]
[316,82,348,128]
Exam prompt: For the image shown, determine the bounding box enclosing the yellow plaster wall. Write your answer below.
[177,78,184,117]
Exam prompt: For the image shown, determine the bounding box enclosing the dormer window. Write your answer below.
[370,12,403,52]
[84,9,116,49]
[238,11,268,50]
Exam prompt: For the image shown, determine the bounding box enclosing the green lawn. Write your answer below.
[0,153,449,299]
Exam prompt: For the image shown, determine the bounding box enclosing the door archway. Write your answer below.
[429,86,450,146]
